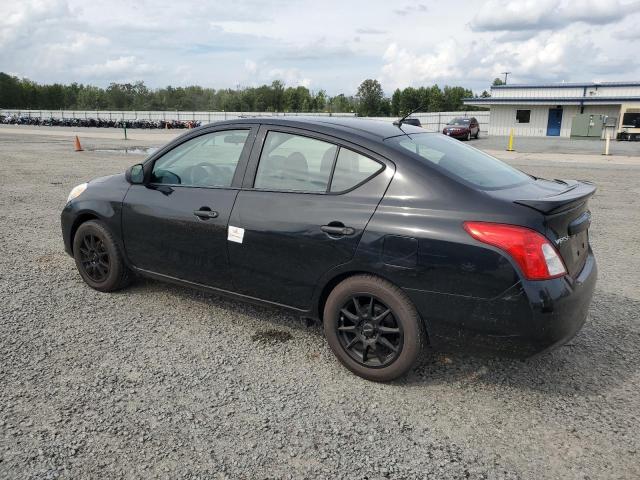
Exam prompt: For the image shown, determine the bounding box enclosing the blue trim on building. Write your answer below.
[463,96,640,104]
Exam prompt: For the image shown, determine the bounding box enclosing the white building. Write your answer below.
[464,81,640,138]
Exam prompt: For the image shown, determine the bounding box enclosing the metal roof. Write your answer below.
[492,81,640,89]
[463,96,640,105]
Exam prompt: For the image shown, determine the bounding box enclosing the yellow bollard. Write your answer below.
[602,131,611,156]
[506,128,515,151]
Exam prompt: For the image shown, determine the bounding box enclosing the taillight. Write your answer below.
[463,222,567,280]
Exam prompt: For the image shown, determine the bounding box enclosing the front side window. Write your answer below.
[330,148,383,192]
[516,110,531,123]
[254,132,337,192]
[151,130,249,187]
[389,133,531,189]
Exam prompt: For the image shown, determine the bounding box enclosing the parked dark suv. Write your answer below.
[61,118,596,381]
[443,117,480,140]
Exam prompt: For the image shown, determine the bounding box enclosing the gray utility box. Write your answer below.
[571,113,606,137]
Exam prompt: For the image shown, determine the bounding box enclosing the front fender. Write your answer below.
[60,174,130,257]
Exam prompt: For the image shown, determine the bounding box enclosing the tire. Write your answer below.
[73,220,131,292]
[323,275,425,382]
[466,131,471,141]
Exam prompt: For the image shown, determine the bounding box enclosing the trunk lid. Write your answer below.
[490,178,596,278]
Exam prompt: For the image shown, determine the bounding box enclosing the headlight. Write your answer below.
[67,183,87,202]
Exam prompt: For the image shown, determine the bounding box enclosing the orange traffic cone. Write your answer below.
[74,136,83,152]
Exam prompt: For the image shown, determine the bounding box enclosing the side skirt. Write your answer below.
[132,266,311,315]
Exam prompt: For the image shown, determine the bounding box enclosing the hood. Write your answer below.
[90,173,126,185]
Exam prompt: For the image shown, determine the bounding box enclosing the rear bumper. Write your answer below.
[442,130,469,139]
[405,249,597,357]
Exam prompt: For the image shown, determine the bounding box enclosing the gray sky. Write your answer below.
[1,0,639,95]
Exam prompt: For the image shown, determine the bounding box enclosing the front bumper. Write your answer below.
[405,249,597,357]
[442,130,469,139]
[61,205,74,256]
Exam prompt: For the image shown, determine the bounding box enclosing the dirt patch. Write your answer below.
[251,329,293,345]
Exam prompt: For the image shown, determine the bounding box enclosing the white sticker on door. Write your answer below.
[228,226,245,244]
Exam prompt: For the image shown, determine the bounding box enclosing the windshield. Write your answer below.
[447,118,470,125]
[388,133,531,189]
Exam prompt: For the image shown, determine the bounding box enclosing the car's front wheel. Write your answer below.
[323,275,425,382]
[73,220,131,292]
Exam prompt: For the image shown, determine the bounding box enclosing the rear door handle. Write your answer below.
[321,225,355,236]
[193,209,218,219]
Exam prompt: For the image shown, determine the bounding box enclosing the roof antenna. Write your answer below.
[393,105,423,126]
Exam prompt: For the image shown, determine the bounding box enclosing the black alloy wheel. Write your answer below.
[72,220,131,292]
[78,233,110,282]
[324,275,425,381]
[337,295,403,368]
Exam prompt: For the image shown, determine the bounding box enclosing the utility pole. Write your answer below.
[501,72,511,85]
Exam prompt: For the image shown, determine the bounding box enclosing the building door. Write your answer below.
[546,108,563,136]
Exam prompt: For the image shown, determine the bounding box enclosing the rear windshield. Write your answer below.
[388,133,531,189]
[447,118,470,125]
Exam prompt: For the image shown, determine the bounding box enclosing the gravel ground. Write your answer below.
[0,130,639,479]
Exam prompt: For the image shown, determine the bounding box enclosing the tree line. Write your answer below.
[0,72,486,116]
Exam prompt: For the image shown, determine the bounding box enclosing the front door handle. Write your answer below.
[193,208,218,220]
[321,224,355,236]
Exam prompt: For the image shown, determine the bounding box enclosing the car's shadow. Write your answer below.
[125,280,639,397]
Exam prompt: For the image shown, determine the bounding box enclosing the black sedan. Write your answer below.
[61,118,597,381]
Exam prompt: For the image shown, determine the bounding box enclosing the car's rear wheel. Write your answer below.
[73,220,131,292]
[323,275,425,382]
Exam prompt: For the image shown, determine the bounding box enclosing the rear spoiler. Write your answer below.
[515,180,596,214]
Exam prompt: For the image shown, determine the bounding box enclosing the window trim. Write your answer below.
[142,125,258,190]
[245,126,386,195]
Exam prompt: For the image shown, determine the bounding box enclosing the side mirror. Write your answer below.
[126,164,145,184]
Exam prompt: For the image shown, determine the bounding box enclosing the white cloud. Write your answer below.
[244,59,258,74]
[266,68,311,88]
[471,0,640,31]
[0,0,638,93]
[76,56,158,80]
[47,32,109,54]
[0,0,74,48]
[381,42,465,90]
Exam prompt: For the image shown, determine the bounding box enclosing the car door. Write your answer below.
[227,126,395,309]
[121,125,257,288]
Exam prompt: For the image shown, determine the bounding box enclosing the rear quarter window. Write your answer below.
[330,148,383,193]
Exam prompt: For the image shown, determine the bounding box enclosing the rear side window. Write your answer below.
[254,132,337,192]
[390,133,531,189]
[330,148,383,192]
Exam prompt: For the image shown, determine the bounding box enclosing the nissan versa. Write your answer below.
[61,118,597,381]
